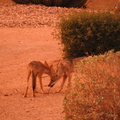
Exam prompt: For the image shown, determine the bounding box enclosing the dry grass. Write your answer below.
[64,50,120,120]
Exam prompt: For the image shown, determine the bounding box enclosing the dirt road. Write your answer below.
[0,27,65,120]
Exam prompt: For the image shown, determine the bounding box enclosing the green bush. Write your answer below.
[12,0,30,4]
[68,0,87,7]
[12,0,87,7]
[64,50,120,120]
[58,11,120,59]
[30,0,41,4]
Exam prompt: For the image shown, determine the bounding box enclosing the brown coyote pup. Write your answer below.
[48,59,73,93]
[24,61,52,97]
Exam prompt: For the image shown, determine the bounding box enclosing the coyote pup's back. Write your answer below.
[28,61,48,75]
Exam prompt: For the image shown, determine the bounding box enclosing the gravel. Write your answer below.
[0,3,82,28]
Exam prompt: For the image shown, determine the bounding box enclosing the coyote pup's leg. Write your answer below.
[32,71,37,97]
[24,70,31,97]
[58,74,67,93]
[38,75,45,94]
[68,73,72,85]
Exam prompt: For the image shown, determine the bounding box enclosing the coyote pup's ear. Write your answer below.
[60,63,63,66]
[44,61,49,67]
[49,64,53,69]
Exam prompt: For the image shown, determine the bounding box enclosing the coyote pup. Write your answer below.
[24,61,52,97]
[48,59,73,92]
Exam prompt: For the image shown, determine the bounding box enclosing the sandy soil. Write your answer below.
[0,27,65,120]
[0,0,119,120]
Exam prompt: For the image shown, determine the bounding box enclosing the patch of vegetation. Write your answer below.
[64,50,120,120]
[12,0,87,7]
[58,11,120,59]
[12,0,30,4]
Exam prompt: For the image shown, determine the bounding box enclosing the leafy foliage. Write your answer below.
[58,11,120,59]
[12,0,30,4]
[30,0,41,4]
[64,50,120,120]
[12,0,87,7]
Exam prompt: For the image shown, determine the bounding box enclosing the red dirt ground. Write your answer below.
[0,27,64,120]
[0,0,119,120]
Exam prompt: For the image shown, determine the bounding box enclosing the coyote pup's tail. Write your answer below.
[31,71,36,97]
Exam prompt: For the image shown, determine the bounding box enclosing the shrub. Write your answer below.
[68,0,87,7]
[58,11,120,59]
[12,0,87,7]
[30,0,41,4]
[12,0,30,4]
[64,50,120,120]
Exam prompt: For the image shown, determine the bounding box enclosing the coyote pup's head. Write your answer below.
[48,74,59,87]
[44,60,60,87]
[48,63,64,87]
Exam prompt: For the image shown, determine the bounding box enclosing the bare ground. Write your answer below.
[0,0,119,120]
[0,27,64,120]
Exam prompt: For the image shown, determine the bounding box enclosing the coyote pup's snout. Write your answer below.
[48,82,54,87]
[48,79,56,87]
